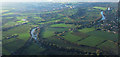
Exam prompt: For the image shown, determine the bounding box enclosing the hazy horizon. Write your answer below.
[0,0,119,2]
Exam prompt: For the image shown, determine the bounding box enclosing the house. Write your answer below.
[108,7,111,11]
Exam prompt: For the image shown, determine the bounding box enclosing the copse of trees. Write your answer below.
[69,8,86,19]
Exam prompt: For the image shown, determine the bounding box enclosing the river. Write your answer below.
[30,28,38,41]
[101,11,106,20]
[30,11,106,40]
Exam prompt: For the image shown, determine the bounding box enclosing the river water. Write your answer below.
[31,28,38,40]
[101,11,106,20]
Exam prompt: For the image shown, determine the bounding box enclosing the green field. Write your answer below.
[3,22,16,28]
[3,24,31,41]
[93,7,107,10]
[38,20,61,24]
[87,31,118,42]
[78,28,95,33]
[3,13,15,16]
[45,36,73,48]
[51,24,74,28]
[2,10,9,13]
[34,17,44,21]
[97,40,118,54]
[42,30,54,38]
[3,39,25,53]
[4,17,14,19]
[85,10,100,21]
[2,48,11,55]
[72,31,89,38]
[63,31,82,42]
[3,24,32,54]
[48,27,69,32]
[16,21,26,23]
[45,36,97,53]
[76,36,105,47]
[16,16,27,20]
[21,43,46,55]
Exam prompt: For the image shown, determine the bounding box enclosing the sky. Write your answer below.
[0,0,119,2]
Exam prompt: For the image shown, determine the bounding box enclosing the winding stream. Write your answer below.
[30,28,38,41]
[101,11,106,20]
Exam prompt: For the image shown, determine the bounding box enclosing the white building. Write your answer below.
[108,7,111,11]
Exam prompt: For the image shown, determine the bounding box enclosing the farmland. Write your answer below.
[93,7,107,10]
[1,2,118,55]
